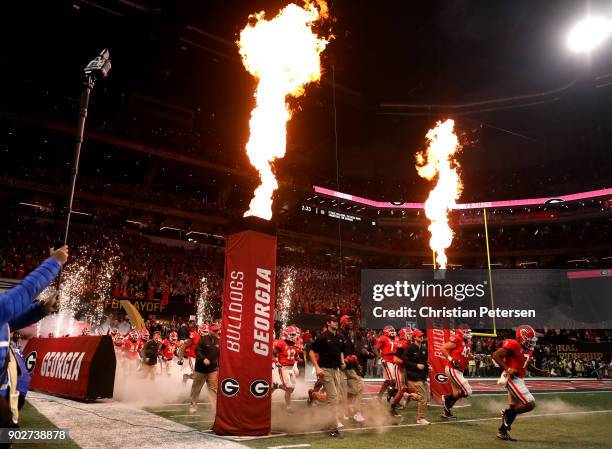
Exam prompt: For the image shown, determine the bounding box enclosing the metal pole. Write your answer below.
[473,208,497,338]
[63,76,95,244]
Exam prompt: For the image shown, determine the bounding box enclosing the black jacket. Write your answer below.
[195,334,220,373]
[141,340,160,365]
[401,343,429,382]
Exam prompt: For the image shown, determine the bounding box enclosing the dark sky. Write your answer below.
[2,0,611,202]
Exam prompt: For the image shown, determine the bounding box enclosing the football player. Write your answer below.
[374,325,399,401]
[272,326,301,412]
[440,326,474,419]
[160,331,179,374]
[177,322,203,381]
[138,328,150,352]
[492,325,550,441]
[123,330,141,362]
[112,332,125,357]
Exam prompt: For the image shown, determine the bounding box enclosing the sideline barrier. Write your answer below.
[24,335,116,401]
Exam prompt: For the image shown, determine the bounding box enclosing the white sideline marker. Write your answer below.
[236,408,612,441]
[268,445,311,449]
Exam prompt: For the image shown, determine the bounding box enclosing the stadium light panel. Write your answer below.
[567,16,612,52]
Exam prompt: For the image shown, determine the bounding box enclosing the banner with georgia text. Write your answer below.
[24,335,115,401]
[213,228,277,436]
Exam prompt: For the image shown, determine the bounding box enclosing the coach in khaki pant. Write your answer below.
[338,315,365,423]
[309,315,345,438]
[402,329,430,425]
[190,324,221,414]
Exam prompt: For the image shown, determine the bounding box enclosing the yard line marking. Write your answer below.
[267,445,311,449]
[474,390,612,397]
[233,409,612,441]
[149,409,185,412]
[154,389,612,409]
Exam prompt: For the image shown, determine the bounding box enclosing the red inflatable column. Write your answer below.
[213,218,277,436]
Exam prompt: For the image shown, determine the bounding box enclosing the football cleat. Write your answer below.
[329,430,343,438]
[441,408,456,419]
[389,406,402,417]
[500,409,513,431]
[496,430,517,441]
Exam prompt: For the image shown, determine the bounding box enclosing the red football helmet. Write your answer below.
[383,325,396,337]
[198,324,209,336]
[454,326,473,341]
[339,315,353,327]
[113,334,124,346]
[139,329,150,341]
[411,328,424,338]
[109,328,118,337]
[282,326,299,342]
[516,325,537,349]
[399,328,413,341]
[169,331,178,343]
[128,330,139,342]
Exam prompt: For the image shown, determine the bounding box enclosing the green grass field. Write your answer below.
[148,391,612,449]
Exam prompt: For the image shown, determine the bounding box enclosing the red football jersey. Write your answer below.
[162,339,177,360]
[184,331,200,358]
[396,339,408,350]
[376,335,398,362]
[502,339,533,378]
[273,339,300,366]
[447,335,472,371]
[122,339,140,359]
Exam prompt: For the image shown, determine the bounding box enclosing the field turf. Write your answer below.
[148,391,612,449]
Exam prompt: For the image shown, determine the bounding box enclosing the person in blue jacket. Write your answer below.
[0,245,68,428]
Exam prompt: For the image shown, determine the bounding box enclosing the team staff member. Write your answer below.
[309,315,345,438]
[190,323,220,414]
[338,315,365,423]
[140,331,162,380]
[401,329,430,425]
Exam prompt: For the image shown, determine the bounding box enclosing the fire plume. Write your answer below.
[416,119,463,269]
[239,1,329,220]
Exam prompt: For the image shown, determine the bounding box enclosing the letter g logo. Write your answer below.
[220,378,240,397]
[25,351,37,374]
[250,380,270,398]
